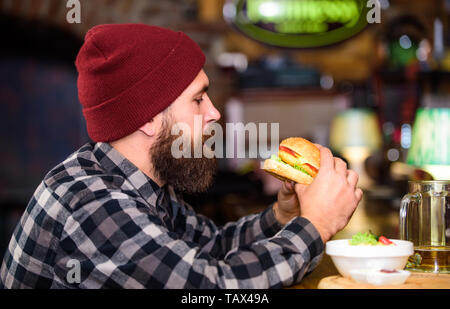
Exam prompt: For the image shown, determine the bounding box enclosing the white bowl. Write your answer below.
[325,239,414,279]
[349,269,411,286]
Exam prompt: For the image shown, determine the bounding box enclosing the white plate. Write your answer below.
[349,269,411,286]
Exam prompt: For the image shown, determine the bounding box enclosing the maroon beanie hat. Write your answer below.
[75,24,206,142]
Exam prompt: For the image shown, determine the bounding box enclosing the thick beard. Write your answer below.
[150,117,218,194]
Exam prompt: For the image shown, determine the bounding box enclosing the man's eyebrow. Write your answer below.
[193,85,209,96]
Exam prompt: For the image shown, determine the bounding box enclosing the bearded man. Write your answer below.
[0,24,362,289]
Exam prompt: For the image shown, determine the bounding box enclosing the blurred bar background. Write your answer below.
[0,0,449,261]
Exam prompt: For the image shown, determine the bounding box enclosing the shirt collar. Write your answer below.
[93,142,166,204]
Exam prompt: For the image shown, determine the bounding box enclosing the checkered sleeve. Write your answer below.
[54,191,323,289]
[179,202,285,256]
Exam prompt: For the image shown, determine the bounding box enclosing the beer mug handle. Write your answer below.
[399,193,421,241]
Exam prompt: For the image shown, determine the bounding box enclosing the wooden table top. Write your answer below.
[288,254,450,289]
[317,273,450,289]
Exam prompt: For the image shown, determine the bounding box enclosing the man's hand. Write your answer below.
[296,145,363,243]
[273,144,363,241]
[273,181,300,226]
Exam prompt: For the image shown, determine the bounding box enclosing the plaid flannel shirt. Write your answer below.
[0,142,324,289]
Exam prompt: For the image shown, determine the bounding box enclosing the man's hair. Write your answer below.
[160,106,172,134]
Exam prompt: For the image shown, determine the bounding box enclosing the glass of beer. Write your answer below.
[400,180,450,273]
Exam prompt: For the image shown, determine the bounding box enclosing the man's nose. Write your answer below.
[203,94,221,124]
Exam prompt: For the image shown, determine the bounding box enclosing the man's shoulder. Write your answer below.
[40,143,132,206]
[44,143,103,182]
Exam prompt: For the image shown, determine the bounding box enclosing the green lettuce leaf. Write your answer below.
[349,231,379,246]
[270,155,312,177]
[271,154,283,163]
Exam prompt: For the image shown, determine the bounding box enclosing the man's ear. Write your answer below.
[139,120,156,137]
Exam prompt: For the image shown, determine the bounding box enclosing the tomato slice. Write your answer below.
[279,146,300,158]
[304,163,319,174]
[279,146,319,176]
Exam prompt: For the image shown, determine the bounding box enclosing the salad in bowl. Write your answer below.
[326,231,414,285]
[348,231,396,246]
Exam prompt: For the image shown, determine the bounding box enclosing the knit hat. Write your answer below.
[75,24,206,142]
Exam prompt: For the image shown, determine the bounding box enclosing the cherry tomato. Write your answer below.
[378,236,394,245]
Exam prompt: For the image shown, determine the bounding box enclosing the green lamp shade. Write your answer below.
[329,108,382,154]
[406,108,450,166]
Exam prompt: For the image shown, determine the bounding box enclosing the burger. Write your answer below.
[263,137,320,185]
